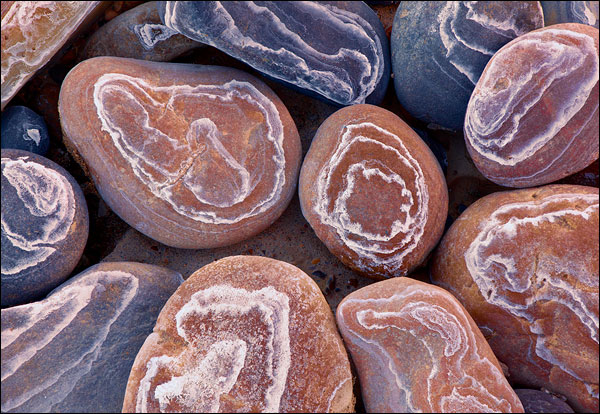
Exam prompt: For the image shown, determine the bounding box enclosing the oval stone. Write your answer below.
[299,104,448,279]
[157,1,390,106]
[1,106,50,155]
[1,1,105,109]
[123,256,354,413]
[1,261,183,413]
[59,57,301,249]
[541,1,599,28]
[1,149,88,308]
[431,185,599,413]
[391,1,544,130]
[82,1,204,62]
[464,23,599,187]
[336,277,524,413]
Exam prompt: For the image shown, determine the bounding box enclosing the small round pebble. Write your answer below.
[1,149,89,307]
[1,106,50,155]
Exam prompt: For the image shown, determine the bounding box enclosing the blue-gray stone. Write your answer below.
[391,1,543,131]
[158,1,390,106]
[1,106,50,155]
[0,261,183,413]
[541,1,599,28]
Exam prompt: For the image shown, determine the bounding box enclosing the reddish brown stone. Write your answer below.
[123,256,354,412]
[336,277,524,413]
[465,24,599,188]
[431,185,599,412]
[299,104,448,279]
[59,57,301,249]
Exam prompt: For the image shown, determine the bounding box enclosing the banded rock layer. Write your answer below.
[465,23,599,187]
[431,185,599,413]
[59,57,301,249]
[336,277,524,413]
[391,1,544,130]
[158,1,390,106]
[1,261,183,413]
[1,149,88,308]
[299,104,448,279]
[123,255,354,413]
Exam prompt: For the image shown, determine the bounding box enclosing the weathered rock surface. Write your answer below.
[391,1,544,130]
[299,104,448,279]
[541,1,599,28]
[1,106,50,155]
[465,23,599,187]
[59,57,301,249]
[1,1,105,109]
[336,277,524,413]
[123,255,354,413]
[82,1,203,62]
[515,389,574,413]
[1,261,183,413]
[1,149,88,308]
[158,1,390,106]
[431,185,599,413]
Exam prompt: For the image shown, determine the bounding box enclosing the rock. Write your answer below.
[123,256,354,413]
[1,1,106,110]
[336,277,524,413]
[157,1,390,106]
[431,185,599,413]
[464,23,599,188]
[391,1,544,131]
[1,149,88,308]
[59,57,301,249]
[1,106,50,155]
[515,389,574,413]
[541,1,599,28]
[82,1,204,62]
[0,261,183,413]
[299,104,448,279]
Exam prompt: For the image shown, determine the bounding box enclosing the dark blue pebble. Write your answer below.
[1,106,50,155]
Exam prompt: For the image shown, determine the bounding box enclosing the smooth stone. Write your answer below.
[464,23,599,188]
[515,389,575,413]
[123,256,354,413]
[541,1,599,28]
[1,1,106,110]
[391,1,544,131]
[431,185,599,413]
[59,57,301,249]
[157,1,390,106]
[1,149,88,308]
[1,106,50,155]
[336,277,524,413]
[299,104,448,279]
[82,1,204,62]
[0,261,183,413]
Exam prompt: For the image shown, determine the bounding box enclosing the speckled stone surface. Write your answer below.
[391,1,544,131]
[0,261,183,413]
[1,106,50,155]
[1,149,88,308]
[158,1,391,106]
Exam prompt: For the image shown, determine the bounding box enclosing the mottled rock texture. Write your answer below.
[1,1,105,109]
[391,1,544,130]
[336,277,524,413]
[158,1,390,106]
[123,255,354,413]
[431,185,599,413]
[541,1,599,28]
[465,23,599,188]
[1,261,183,413]
[82,1,203,62]
[299,104,448,279]
[1,106,50,155]
[59,57,301,249]
[1,149,88,308]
